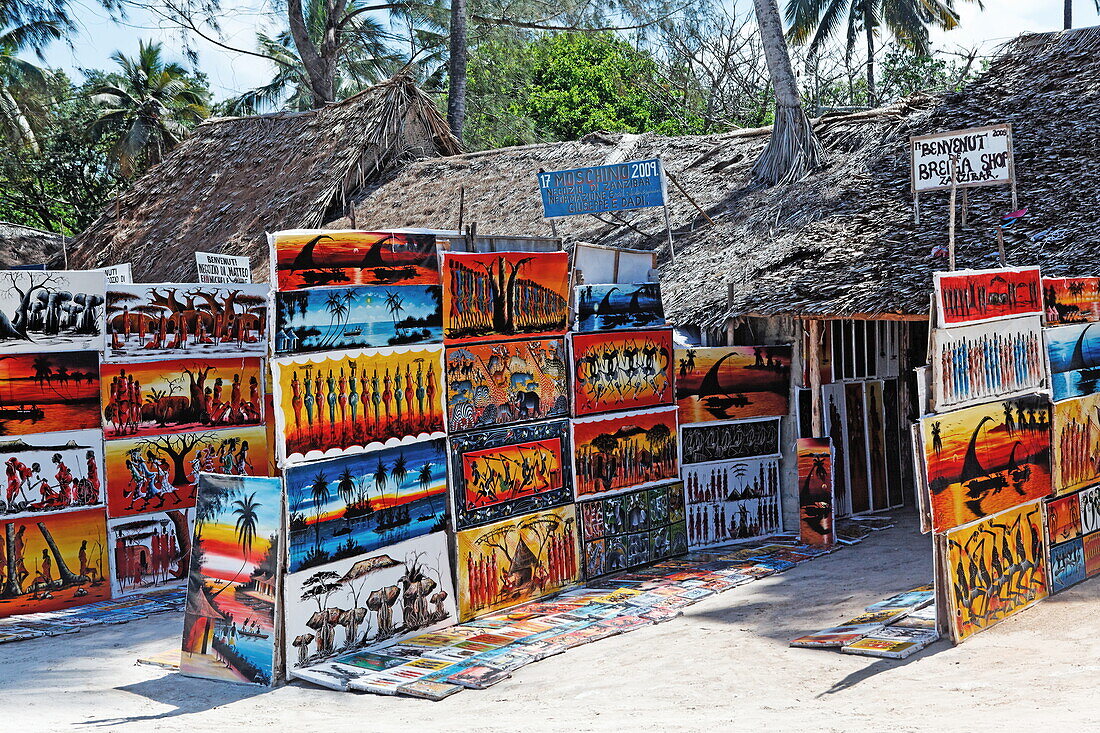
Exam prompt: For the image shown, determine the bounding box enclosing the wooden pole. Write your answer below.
[662,203,677,261]
[948,157,958,271]
[960,187,968,228]
[808,319,824,437]
[996,226,1007,266]
[666,171,717,226]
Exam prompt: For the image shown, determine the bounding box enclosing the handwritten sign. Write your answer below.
[196,252,252,284]
[910,124,1014,193]
[538,159,666,218]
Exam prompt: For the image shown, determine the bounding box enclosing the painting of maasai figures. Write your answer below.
[442,251,569,343]
[683,457,782,549]
[104,425,270,518]
[572,406,679,498]
[106,284,268,362]
[0,351,100,436]
[1080,484,1100,534]
[273,285,442,355]
[181,473,281,686]
[674,346,791,424]
[822,382,850,517]
[284,532,456,676]
[100,357,264,439]
[930,316,1046,411]
[284,438,448,574]
[0,270,105,353]
[271,230,441,291]
[921,395,1051,533]
[579,482,687,578]
[571,329,673,417]
[797,438,834,548]
[107,509,192,596]
[1046,323,1100,402]
[271,345,445,466]
[0,430,103,519]
[1084,531,1100,578]
[934,267,1042,328]
[1043,277,1100,324]
[455,504,580,621]
[943,500,1047,643]
[445,338,569,433]
[1046,493,1081,544]
[1048,538,1086,594]
[680,418,781,465]
[574,283,665,332]
[449,420,572,530]
[1052,394,1100,495]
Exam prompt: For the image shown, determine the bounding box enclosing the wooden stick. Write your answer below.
[808,319,823,437]
[666,171,717,226]
[948,157,958,271]
[996,226,1007,265]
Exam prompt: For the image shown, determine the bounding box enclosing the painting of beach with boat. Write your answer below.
[1046,322,1100,401]
[0,351,100,436]
[271,230,441,291]
[674,346,791,424]
[574,283,665,332]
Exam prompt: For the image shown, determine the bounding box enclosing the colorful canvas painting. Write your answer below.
[271,230,441,291]
[571,406,679,498]
[104,425,270,518]
[444,338,569,433]
[797,438,834,547]
[0,270,105,353]
[1043,277,1100,324]
[1080,484,1100,534]
[106,283,268,361]
[579,482,687,578]
[0,430,104,519]
[442,251,569,343]
[271,345,445,466]
[1048,538,1086,593]
[449,419,572,530]
[1047,493,1082,543]
[680,418,781,465]
[921,395,1052,533]
[1046,323,1100,402]
[865,380,890,511]
[930,316,1045,411]
[942,500,1047,643]
[181,473,281,686]
[455,504,580,621]
[683,456,782,549]
[1052,394,1100,495]
[934,267,1043,327]
[273,285,442,355]
[674,346,791,424]
[572,329,673,416]
[284,437,448,574]
[574,283,665,332]
[101,357,264,439]
[1083,531,1100,577]
[107,509,192,596]
[0,351,100,436]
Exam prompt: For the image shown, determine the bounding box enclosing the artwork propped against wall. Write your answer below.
[1048,537,1085,594]
[107,509,192,596]
[106,283,269,361]
[1042,277,1100,325]
[683,456,782,549]
[181,473,282,686]
[822,382,851,517]
[1045,323,1100,402]
[934,267,1042,327]
[674,346,791,424]
[571,329,673,416]
[930,316,1046,411]
[0,429,104,519]
[921,395,1052,533]
[574,283,665,332]
[796,438,834,547]
[0,270,105,353]
[1084,531,1100,578]
[844,382,871,515]
[680,418,781,465]
[1080,485,1100,534]
[1046,492,1082,544]
[571,406,679,499]
[864,380,890,511]
[579,482,687,578]
[0,351,100,436]
[271,230,441,291]
[1052,394,1100,495]
[271,345,445,466]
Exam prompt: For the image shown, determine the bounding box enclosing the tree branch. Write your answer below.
[471,4,690,32]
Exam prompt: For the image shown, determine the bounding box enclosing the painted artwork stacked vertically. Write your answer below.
[797,438,834,547]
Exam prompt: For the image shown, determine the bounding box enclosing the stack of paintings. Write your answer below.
[1043,477,1100,595]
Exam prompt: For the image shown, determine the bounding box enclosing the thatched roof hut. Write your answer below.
[68,75,460,282]
[0,222,64,269]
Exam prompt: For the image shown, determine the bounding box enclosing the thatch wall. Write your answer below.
[0,222,64,269]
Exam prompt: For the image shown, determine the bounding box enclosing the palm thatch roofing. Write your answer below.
[0,222,64,269]
[68,75,460,282]
[341,27,1100,328]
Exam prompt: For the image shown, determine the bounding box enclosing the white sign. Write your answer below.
[95,263,132,284]
[196,252,252,284]
[910,124,1014,193]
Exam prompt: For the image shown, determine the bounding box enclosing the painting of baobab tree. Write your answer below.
[283,531,456,677]
[270,230,442,291]
[0,270,105,354]
[181,473,281,686]
[571,406,679,498]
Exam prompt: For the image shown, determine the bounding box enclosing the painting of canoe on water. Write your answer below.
[1043,277,1100,324]
[934,267,1042,327]
[1046,323,1100,402]
[0,270,105,353]
[274,285,442,355]
[920,395,1052,533]
[574,283,665,332]
[0,351,100,436]
[674,346,792,424]
[271,230,441,291]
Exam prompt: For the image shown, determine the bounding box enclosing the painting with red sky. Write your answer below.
[935,267,1042,327]
[0,351,100,436]
[271,230,441,291]
[674,346,791,424]
[572,329,674,416]
[921,394,1052,533]
[181,473,281,686]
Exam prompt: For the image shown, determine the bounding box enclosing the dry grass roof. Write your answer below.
[0,222,64,269]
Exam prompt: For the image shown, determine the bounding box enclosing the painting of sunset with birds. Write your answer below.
[674,346,791,424]
[271,230,442,291]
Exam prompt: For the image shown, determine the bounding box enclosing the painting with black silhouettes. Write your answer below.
[0,270,105,353]
[574,283,665,332]
[1046,322,1100,402]
[674,346,791,424]
[107,509,193,596]
[683,456,782,549]
[680,418,781,465]
[579,482,686,578]
[271,230,441,291]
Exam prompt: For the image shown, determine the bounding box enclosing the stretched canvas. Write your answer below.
[683,456,782,549]
[571,406,679,499]
[822,382,851,517]
[572,329,674,416]
[0,351,100,436]
[920,394,1052,533]
[574,283,665,332]
[1046,323,1100,401]
[449,419,573,530]
[107,509,193,596]
[674,346,791,424]
[1046,492,1082,544]
[271,230,441,291]
[1049,537,1086,593]
[680,418,781,465]
[0,429,104,519]
[1084,531,1100,577]
[934,267,1043,327]
[865,380,890,511]
[271,345,445,466]
[797,438,834,547]
[930,316,1045,411]
[444,338,569,433]
[1043,276,1100,324]
[284,437,448,574]
[0,270,105,353]
[1080,484,1100,534]
[579,482,686,578]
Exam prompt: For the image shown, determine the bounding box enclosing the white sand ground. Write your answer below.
[3,511,1099,732]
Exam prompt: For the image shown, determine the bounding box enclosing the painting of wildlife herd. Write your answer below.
[0,270,105,354]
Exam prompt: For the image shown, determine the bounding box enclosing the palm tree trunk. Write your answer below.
[286,0,335,106]
[865,19,876,106]
[447,0,469,144]
[1064,0,1072,29]
[0,89,39,154]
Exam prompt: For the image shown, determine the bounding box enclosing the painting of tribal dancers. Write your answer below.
[0,430,103,519]
[107,509,193,596]
[283,532,456,676]
[1048,535,1086,594]
[797,438,834,547]
[0,270,105,353]
[104,425,270,518]
[106,283,268,361]
[456,505,580,621]
[579,482,686,578]
[0,508,110,617]
[181,474,281,686]
[574,283,665,332]
[682,457,782,549]
[572,406,679,498]
[930,316,1046,411]
[1052,394,1100,495]
[571,329,673,416]
[442,251,569,343]
[271,230,442,291]
[1046,322,1100,402]
[674,346,791,424]
[1046,493,1081,545]
[934,267,1042,327]
[680,418,781,465]
[444,338,569,433]
[100,357,264,438]
[272,345,444,466]
[0,351,100,436]
[1043,276,1100,325]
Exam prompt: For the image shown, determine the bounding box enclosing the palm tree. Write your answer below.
[0,17,63,152]
[320,290,350,347]
[391,452,408,500]
[310,471,330,552]
[1065,0,1100,28]
[373,457,388,503]
[383,290,406,337]
[232,492,261,561]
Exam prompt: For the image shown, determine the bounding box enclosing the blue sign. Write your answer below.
[538,158,666,218]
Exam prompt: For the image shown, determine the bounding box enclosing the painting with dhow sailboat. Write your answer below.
[271,230,442,291]
[1046,322,1100,401]
[574,283,665,332]
[674,346,792,424]
[0,351,100,436]
[571,329,674,416]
